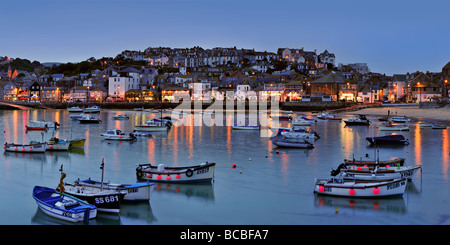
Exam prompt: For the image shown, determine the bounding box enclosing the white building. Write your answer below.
[108,67,141,100]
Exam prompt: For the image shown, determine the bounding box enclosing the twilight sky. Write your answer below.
[2,0,449,75]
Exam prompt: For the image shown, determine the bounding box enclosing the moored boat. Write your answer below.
[344,115,370,126]
[67,106,84,113]
[292,117,313,126]
[273,138,314,148]
[69,138,86,148]
[269,114,292,120]
[331,163,421,181]
[280,129,317,141]
[100,129,137,141]
[3,142,47,153]
[112,114,129,120]
[232,124,260,130]
[136,162,216,183]
[134,119,170,132]
[32,186,97,223]
[313,178,407,197]
[391,116,411,123]
[343,157,405,167]
[83,105,101,113]
[79,115,102,124]
[69,113,87,121]
[317,112,342,120]
[29,120,60,129]
[378,121,409,131]
[365,135,409,145]
[74,178,155,202]
[432,125,447,129]
[47,136,71,151]
[25,125,49,131]
[60,161,125,213]
[62,184,125,213]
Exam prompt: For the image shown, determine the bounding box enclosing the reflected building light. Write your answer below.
[442,130,449,181]
[414,126,421,166]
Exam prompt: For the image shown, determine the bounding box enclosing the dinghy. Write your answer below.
[33,186,97,223]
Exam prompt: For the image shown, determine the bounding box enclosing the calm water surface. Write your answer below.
[0,109,449,225]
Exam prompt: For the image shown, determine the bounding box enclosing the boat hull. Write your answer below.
[365,135,409,145]
[63,185,125,213]
[25,125,48,131]
[69,138,86,148]
[341,165,421,181]
[343,158,405,166]
[75,180,155,202]
[4,143,47,153]
[79,119,101,124]
[232,125,260,130]
[47,141,71,151]
[344,121,370,126]
[136,162,215,183]
[314,178,407,197]
[133,126,168,132]
[273,140,314,148]
[33,186,97,223]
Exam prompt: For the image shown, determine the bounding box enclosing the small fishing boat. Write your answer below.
[47,136,71,151]
[130,131,153,137]
[313,177,407,197]
[378,121,409,131]
[134,119,170,132]
[133,107,144,111]
[269,114,293,120]
[112,114,129,120]
[419,123,433,128]
[79,115,102,124]
[62,184,125,213]
[25,125,49,131]
[29,120,60,129]
[317,112,342,120]
[74,178,155,202]
[273,138,314,148]
[3,142,47,153]
[67,106,84,113]
[69,113,87,121]
[101,129,137,141]
[32,186,97,223]
[83,105,101,113]
[365,135,409,145]
[292,117,313,126]
[344,115,370,126]
[280,130,317,142]
[343,157,405,167]
[432,125,447,129]
[69,138,86,148]
[391,116,411,123]
[60,161,125,213]
[136,162,216,183]
[232,124,260,130]
[331,163,421,181]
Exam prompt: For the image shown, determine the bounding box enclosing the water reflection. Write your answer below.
[314,194,407,214]
[152,182,215,202]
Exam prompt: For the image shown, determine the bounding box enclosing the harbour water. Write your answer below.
[1,109,449,225]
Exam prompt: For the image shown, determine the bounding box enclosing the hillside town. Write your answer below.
[1,46,449,104]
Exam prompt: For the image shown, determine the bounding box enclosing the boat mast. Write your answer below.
[100,158,104,191]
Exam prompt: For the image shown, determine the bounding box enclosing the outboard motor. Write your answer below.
[330,163,347,176]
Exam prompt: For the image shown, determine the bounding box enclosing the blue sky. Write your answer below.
[2,0,449,75]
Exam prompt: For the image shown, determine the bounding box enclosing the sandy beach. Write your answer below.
[342,105,450,124]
